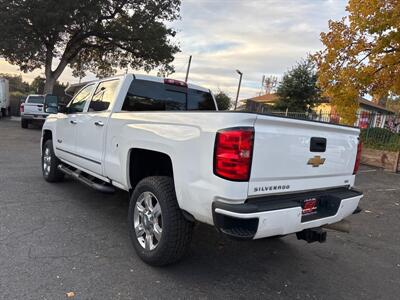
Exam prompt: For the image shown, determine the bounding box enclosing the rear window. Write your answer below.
[27,96,44,104]
[122,80,216,111]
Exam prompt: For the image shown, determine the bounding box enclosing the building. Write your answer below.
[242,93,278,112]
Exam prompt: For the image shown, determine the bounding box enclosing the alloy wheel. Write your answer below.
[43,147,51,176]
[133,191,163,251]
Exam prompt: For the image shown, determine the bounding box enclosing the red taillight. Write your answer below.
[353,141,362,174]
[214,127,254,181]
[164,78,188,88]
[20,104,24,113]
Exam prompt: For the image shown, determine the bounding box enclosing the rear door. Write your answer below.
[248,115,360,197]
[74,79,121,175]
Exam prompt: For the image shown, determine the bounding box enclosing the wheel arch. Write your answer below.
[127,148,174,192]
[41,129,53,153]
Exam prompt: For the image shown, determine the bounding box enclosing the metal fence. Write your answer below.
[360,127,400,151]
[252,108,400,133]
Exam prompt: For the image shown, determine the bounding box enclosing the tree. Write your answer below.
[30,76,67,98]
[386,95,400,114]
[30,77,46,94]
[262,75,278,94]
[275,59,320,112]
[0,0,181,93]
[314,0,400,124]
[214,90,232,110]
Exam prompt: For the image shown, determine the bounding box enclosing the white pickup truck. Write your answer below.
[21,94,58,128]
[41,74,363,266]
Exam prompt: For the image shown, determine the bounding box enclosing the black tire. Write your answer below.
[21,119,29,129]
[128,176,194,266]
[42,139,64,182]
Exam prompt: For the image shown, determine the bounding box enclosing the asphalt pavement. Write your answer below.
[0,119,399,299]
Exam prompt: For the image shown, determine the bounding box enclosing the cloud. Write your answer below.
[0,0,347,100]
[170,0,348,99]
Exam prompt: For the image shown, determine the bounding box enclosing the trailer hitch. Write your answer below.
[296,227,327,243]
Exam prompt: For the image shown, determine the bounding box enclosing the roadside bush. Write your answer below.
[360,128,400,151]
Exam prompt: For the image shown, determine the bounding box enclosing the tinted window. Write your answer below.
[122,80,186,111]
[67,84,95,113]
[27,96,44,104]
[89,79,120,112]
[187,89,215,110]
[122,80,216,111]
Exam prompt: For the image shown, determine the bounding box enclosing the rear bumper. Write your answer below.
[212,187,363,239]
[21,114,48,120]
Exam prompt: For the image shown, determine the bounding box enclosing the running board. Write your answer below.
[58,164,115,193]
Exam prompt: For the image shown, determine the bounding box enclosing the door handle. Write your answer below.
[70,120,77,125]
[94,121,104,127]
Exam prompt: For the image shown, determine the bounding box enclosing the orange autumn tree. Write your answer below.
[314,0,400,125]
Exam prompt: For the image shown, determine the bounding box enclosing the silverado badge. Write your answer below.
[307,155,326,167]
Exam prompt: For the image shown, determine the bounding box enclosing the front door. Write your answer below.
[55,113,77,162]
[74,79,121,175]
[55,84,95,164]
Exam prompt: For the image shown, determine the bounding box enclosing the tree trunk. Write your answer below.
[43,41,78,94]
[43,75,56,94]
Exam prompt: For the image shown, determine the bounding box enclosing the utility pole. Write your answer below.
[260,75,265,96]
[185,55,192,83]
[234,69,243,110]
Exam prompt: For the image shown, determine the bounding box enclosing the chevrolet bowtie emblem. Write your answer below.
[307,155,326,167]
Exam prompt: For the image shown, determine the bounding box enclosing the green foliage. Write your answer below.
[386,96,400,114]
[360,128,400,151]
[214,91,232,110]
[10,91,25,98]
[275,59,321,112]
[30,77,46,94]
[0,0,181,92]
[1,73,66,97]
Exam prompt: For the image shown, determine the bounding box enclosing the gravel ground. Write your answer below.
[0,119,399,300]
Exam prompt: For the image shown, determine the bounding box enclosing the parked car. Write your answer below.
[0,78,10,118]
[21,94,58,128]
[40,74,363,266]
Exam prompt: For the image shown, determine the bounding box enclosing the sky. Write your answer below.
[0,0,348,100]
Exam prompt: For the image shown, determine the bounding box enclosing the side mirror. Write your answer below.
[57,103,68,114]
[44,94,59,114]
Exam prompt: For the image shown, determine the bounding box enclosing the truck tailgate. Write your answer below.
[248,115,360,197]
[23,103,45,115]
